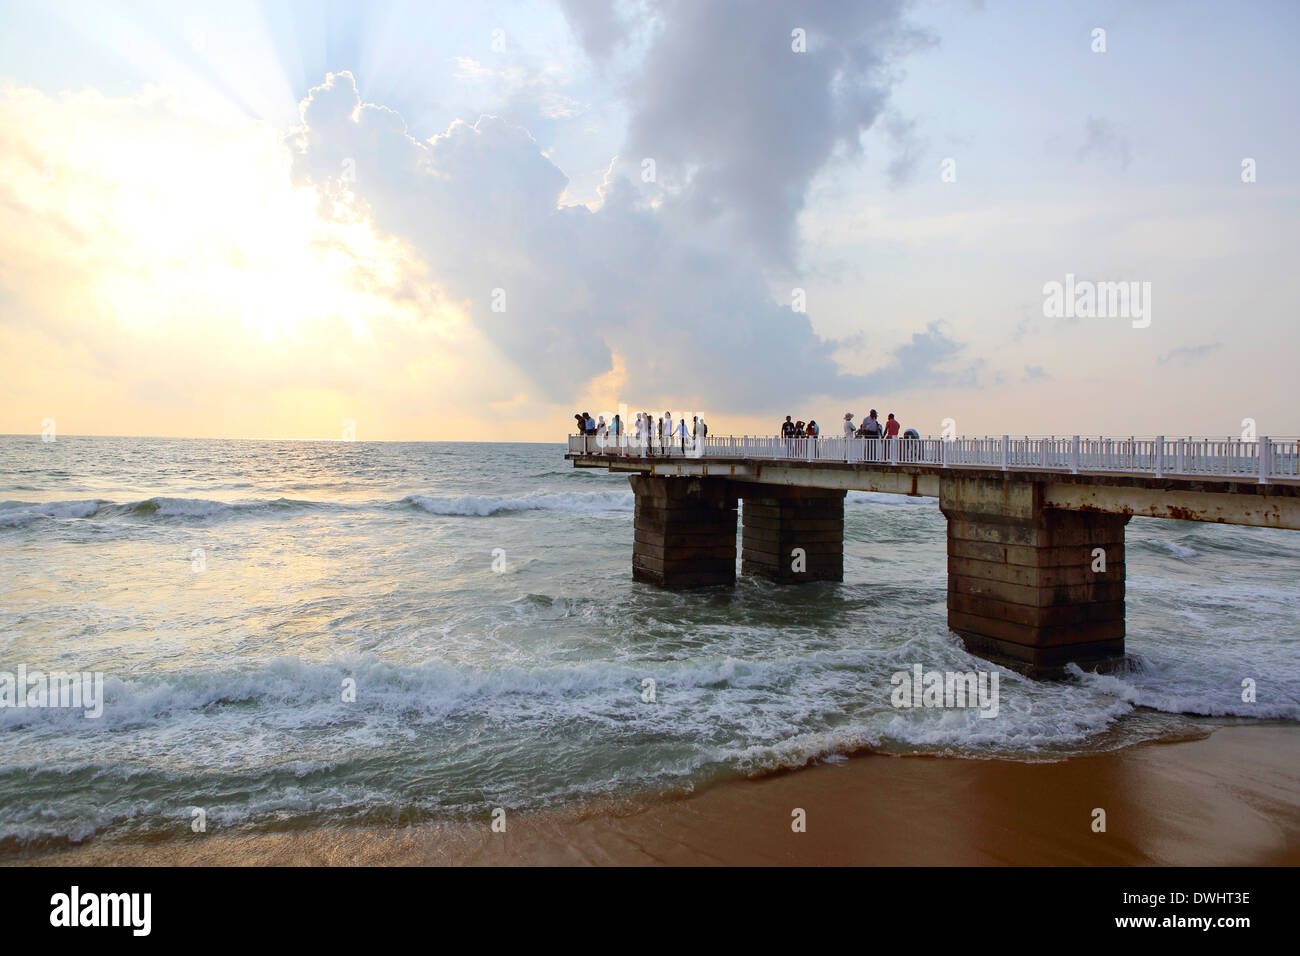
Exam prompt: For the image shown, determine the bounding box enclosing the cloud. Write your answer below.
[882,112,927,188]
[1158,342,1222,365]
[859,321,984,393]
[1076,115,1131,170]
[1022,364,1050,382]
[557,0,634,62]
[287,71,970,413]
[451,55,587,125]
[563,0,930,265]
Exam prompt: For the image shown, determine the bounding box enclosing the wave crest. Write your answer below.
[0,490,634,527]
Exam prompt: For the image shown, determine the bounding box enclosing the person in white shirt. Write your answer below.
[843,413,856,439]
[863,410,882,439]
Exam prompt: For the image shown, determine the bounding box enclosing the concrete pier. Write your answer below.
[940,475,1128,677]
[738,485,845,583]
[630,475,737,588]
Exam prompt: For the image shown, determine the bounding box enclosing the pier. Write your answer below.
[568,433,1300,677]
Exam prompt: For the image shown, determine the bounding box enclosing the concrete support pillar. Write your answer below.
[940,475,1127,677]
[630,475,737,588]
[738,485,846,583]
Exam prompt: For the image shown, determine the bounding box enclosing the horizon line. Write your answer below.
[0,433,566,444]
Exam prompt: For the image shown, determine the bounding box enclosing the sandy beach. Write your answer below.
[14,723,1298,867]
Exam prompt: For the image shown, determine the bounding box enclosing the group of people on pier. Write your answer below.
[572,410,708,454]
[572,406,920,456]
[779,416,822,438]
[781,410,917,441]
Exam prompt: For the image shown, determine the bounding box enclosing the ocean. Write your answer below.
[1,435,1298,852]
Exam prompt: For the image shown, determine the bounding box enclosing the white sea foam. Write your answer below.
[0,648,1211,757]
[111,496,319,518]
[846,491,933,507]
[1072,664,1300,719]
[0,490,636,527]
[0,499,101,526]
[1151,540,1198,558]
[128,497,247,517]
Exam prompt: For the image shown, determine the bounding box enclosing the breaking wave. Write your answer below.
[0,499,102,526]
[0,490,635,527]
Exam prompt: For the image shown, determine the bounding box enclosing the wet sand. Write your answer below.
[14,724,1300,866]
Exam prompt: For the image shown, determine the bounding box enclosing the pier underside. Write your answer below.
[737,484,846,583]
[630,475,737,589]
[626,473,1134,678]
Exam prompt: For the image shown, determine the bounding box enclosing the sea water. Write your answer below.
[1,436,1297,850]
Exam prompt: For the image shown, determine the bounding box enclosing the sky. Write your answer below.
[0,0,1296,441]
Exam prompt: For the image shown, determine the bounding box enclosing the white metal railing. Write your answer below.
[567,433,1300,484]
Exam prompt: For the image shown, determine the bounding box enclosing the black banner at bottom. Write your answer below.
[0,865,1283,942]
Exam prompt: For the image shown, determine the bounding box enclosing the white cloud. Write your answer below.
[287,71,978,413]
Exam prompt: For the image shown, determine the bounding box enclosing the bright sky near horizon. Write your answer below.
[1,0,1297,441]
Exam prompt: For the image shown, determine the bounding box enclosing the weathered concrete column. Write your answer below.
[738,485,846,583]
[940,475,1127,678]
[630,475,737,588]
